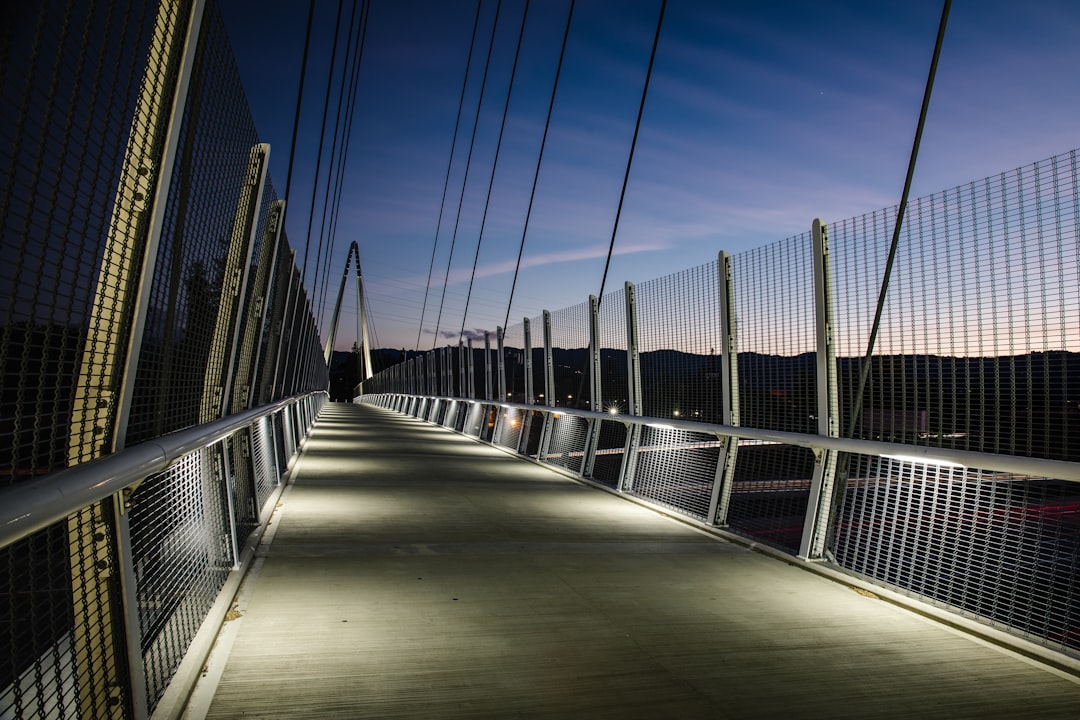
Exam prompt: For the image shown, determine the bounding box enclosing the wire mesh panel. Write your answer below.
[251,415,278,510]
[528,313,545,404]
[226,432,257,541]
[725,442,816,553]
[462,402,485,437]
[832,455,1080,653]
[635,261,723,423]
[590,419,628,489]
[272,410,288,475]
[1,522,77,719]
[126,0,274,444]
[502,323,526,403]
[543,413,590,474]
[1,505,128,720]
[494,407,525,451]
[129,447,231,713]
[0,2,191,717]
[522,410,545,457]
[732,233,817,434]
[831,151,1080,461]
[0,0,179,479]
[479,405,498,441]
[548,301,591,410]
[630,427,720,519]
[597,288,629,414]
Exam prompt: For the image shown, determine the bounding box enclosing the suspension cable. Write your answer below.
[416,0,485,351]
[502,0,575,332]
[459,0,532,343]
[315,0,366,326]
[301,0,346,300]
[431,0,504,348]
[282,0,317,234]
[596,0,666,306]
[846,0,951,437]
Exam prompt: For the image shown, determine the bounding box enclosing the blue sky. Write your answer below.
[222,0,1080,352]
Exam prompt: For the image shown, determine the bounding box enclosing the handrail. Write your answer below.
[369,394,1080,483]
[0,391,327,549]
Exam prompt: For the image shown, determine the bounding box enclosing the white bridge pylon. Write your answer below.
[323,240,373,380]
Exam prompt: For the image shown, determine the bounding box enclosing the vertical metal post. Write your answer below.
[244,199,285,409]
[537,310,556,460]
[444,346,452,396]
[620,282,643,492]
[582,294,602,478]
[520,318,535,454]
[708,251,740,526]
[542,311,555,407]
[459,341,467,398]
[493,327,506,442]
[202,142,271,422]
[497,326,507,401]
[64,1,206,716]
[467,339,476,399]
[268,255,297,401]
[219,439,242,569]
[484,331,493,401]
[426,351,433,396]
[800,219,840,560]
[523,318,534,405]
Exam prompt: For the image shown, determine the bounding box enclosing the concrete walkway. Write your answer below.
[195,402,1080,719]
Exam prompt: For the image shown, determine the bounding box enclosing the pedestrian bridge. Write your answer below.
[186,402,1078,719]
[4,3,1080,719]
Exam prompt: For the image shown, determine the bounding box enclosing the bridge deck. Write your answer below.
[194,402,1080,719]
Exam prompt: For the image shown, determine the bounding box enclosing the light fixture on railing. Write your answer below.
[883,453,965,469]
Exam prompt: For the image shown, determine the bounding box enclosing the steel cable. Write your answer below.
[316,0,368,327]
[460,0,532,344]
[432,0,505,348]
[300,0,345,300]
[283,0,317,236]
[416,0,485,351]
[845,0,951,437]
[595,0,667,308]
[502,0,576,332]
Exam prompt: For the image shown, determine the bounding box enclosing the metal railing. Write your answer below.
[1,1,329,718]
[0,392,324,720]
[360,148,1080,661]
